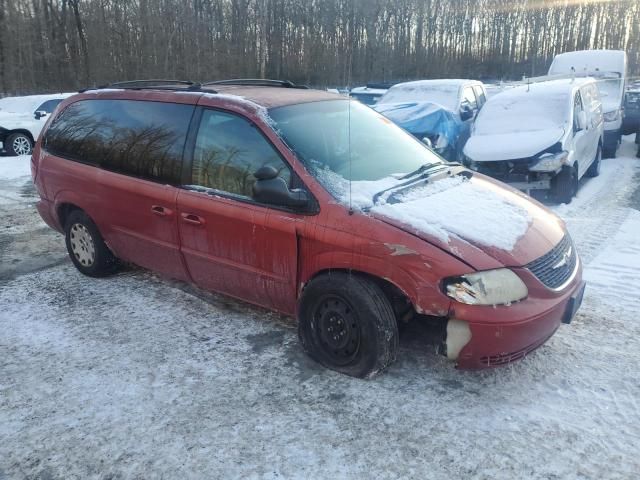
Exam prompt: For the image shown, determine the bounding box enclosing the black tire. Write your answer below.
[5,132,33,156]
[64,210,119,277]
[298,272,399,378]
[551,165,578,204]
[585,145,601,178]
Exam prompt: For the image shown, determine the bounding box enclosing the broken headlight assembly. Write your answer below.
[528,151,569,172]
[443,269,528,306]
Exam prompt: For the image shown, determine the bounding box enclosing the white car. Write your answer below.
[0,93,73,155]
[463,78,604,204]
[548,50,627,158]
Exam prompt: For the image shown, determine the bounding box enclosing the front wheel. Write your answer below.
[298,273,399,378]
[585,145,602,178]
[551,165,578,204]
[5,132,33,156]
[64,210,119,277]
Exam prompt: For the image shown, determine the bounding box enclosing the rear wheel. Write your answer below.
[64,210,119,277]
[585,145,602,178]
[5,132,33,156]
[298,272,399,378]
[551,165,578,204]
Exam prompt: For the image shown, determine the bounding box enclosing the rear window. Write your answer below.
[44,99,194,184]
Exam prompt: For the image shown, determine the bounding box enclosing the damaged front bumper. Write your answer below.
[442,267,585,369]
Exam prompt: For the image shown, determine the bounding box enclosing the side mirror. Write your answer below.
[34,110,48,120]
[577,111,588,130]
[421,137,433,148]
[460,105,474,122]
[252,166,309,209]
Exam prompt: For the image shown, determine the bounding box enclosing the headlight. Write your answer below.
[529,151,569,172]
[443,269,528,306]
[603,110,620,122]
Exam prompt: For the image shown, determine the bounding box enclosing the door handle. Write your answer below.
[181,213,205,226]
[151,205,173,217]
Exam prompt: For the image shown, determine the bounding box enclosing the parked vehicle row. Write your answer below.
[366,49,628,204]
[32,79,585,377]
[0,93,72,155]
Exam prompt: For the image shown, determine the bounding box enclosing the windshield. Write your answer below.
[596,79,623,105]
[474,89,569,135]
[269,100,443,206]
[379,83,460,110]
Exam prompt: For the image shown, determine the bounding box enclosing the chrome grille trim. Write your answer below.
[526,235,579,291]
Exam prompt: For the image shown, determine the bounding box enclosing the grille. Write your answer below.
[526,235,577,289]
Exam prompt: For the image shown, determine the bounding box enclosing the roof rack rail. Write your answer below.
[203,78,309,89]
[79,79,213,93]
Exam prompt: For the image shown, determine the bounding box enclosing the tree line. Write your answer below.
[0,0,638,95]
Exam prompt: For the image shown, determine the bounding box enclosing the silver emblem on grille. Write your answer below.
[552,246,572,270]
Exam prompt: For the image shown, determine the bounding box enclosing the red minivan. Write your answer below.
[32,79,586,377]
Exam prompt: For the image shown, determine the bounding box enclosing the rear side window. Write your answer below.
[190,109,290,198]
[44,99,194,184]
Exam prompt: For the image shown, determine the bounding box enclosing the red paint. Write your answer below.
[32,86,584,369]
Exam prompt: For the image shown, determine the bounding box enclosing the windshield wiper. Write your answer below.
[398,162,446,180]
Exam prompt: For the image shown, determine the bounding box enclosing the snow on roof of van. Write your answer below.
[549,50,627,76]
[472,78,592,136]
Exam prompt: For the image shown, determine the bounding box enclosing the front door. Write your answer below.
[572,91,592,177]
[177,108,300,314]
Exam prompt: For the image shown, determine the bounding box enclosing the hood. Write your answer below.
[370,172,565,270]
[0,111,35,124]
[374,101,462,140]
[464,127,564,161]
[602,98,622,115]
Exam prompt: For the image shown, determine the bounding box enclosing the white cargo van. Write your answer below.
[548,50,627,158]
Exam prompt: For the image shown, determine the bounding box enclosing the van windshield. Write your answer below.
[269,100,442,186]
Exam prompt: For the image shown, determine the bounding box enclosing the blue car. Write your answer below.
[374,79,487,161]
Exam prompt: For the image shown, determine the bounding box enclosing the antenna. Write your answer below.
[347,0,354,215]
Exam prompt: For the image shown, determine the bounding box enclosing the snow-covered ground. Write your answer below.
[1,139,640,479]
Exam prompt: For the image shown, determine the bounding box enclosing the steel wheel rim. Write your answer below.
[313,295,360,365]
[12,136,31,155]
[69,223,96,267]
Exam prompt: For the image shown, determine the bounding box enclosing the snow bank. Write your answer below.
[0,155,31,180]
[372,176,531,250]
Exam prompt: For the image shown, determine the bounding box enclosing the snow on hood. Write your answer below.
[371,176,531,252]
[464,127,564,161]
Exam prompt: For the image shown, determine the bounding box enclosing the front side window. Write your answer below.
[191,109,290,198]
[473,86,487,107]
[573,92,584,131]
[44,99,194,184]
[35,99,62,114]
[461,87,478,110]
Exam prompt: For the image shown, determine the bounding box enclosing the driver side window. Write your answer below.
[573,92,584,132]
[191,109,291,198]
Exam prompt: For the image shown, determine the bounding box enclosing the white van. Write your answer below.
[463,78,604,204]
[548,50,627,158]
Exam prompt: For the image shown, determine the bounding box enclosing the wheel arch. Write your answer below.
[300,268,423,322]
[7,129,35,143]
